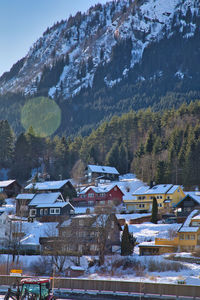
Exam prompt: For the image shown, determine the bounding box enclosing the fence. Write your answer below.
[0,275,200,298]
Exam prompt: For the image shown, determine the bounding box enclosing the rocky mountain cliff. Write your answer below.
[0,0,200,135]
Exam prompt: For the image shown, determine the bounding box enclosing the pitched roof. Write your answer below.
[16,194,35,200]
[0,180,16,188]
[36,202,73,208]
[167,185,181,194]
[28,192,62,206]
[133,184,173,195]
[175,192,200,207]
[25,180,71,191]
[78,183,123,195]
[132,186,150,195]
[87,165,119,175]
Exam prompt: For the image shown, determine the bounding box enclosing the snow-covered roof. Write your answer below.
[167,185,180,194]
[133,184,173,195]
[132,186,150,195]
[87,165,119,175]
[16,194,35,200]
[179,227,199,233]
[186,192,200,204]
[70,266,84,271]
[192,214,200,220]
[28,192,62,206]
[78,183,122,195]
[20,221,59,245]
[36,202,71,208]
[25,180,71,191]
[0,180,16,188]
[183,210,199,227]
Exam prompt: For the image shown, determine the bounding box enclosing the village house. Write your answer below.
[139,209,200,255]
[28,192,75,221]
[0,180,21,198]
[73,183,124,207]
[24,179,76,200]
[85,165,119,183]
[175,191,200,218]
[177,209,200,252]
[40,213,121,256]
[124,184,185,213]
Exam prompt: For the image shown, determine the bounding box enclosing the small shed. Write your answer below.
[65,266,85,277]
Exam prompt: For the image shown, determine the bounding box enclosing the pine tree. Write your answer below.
[9,133,31,182]
[151,197,158,224]
[0,120,15,168]
[121,224,136,256]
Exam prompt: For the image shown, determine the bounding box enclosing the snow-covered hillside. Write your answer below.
[0,0,199,98]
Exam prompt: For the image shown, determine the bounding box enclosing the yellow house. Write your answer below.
[123,184,185,213]
[139,210,200,255]
[177,210,200,251]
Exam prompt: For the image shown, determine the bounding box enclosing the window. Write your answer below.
[50,208,60,214]
[111,221,114,229]
[198,235,200,240]
[160,196,163,199]
[30,209,36,217]
[138,196,141,200]
[185,234,190,240]
[114,187,117,191]
[191,235,195,240]
[40,209,43,216]
[88,193,94,198]
[179,234,184,240]
[79,219,84,226]
[90,244,98,251]
[159,203,162,207]
[44,209,48,215]
[142,196,146,200]
[78,245,83,252]
[192,222,198,226]
[139,204,145,208]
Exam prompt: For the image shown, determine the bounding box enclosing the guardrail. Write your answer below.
[0,275,200,299]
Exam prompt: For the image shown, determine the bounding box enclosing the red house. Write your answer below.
[73,184,124,206]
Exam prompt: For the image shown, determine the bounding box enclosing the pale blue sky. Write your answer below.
[0,0,108,76]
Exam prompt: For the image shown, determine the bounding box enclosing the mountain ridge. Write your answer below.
[0,0,200,136]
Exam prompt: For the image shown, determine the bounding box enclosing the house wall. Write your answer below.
[125,201,152,213]
[155,237,179,246]
[178,230,200,251]
[169,188,185,207]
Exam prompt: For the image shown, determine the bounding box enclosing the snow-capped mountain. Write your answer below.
[0,0,199,100]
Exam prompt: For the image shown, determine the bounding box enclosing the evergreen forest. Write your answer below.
[1,101,199,189]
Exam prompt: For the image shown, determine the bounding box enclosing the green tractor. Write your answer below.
[4,278,55,300]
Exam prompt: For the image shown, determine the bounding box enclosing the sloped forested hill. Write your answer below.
[1,101,199,188]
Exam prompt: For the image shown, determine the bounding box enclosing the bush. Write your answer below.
[29,256,52,276]
[192,247,200,257]
[147,259,186,272]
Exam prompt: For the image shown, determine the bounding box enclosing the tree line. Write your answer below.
[0,101,199,189]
